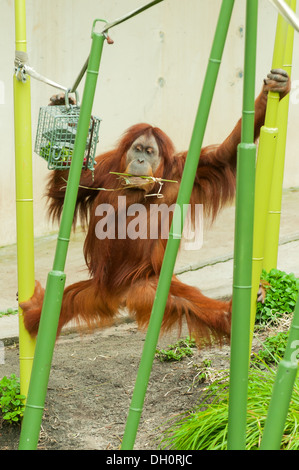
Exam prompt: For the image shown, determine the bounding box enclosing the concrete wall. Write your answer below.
[1,0,299,246]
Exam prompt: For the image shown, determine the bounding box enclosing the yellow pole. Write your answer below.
[14,0,36,398]
[249,9,289,339]
[263,0,296,271]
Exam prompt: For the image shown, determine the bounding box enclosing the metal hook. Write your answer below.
[65,89,80,110]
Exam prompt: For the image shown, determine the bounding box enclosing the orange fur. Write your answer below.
[20,78,290,346]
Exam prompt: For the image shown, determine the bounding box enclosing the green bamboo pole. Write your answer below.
[260,294,299,449]
[263,0,296,272]
[18,22,106,450]
[227,0,257,451]
[249,10,289,340]
[13,0,36,399]
[121,0,235,450]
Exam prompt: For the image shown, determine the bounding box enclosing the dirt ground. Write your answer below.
[0,317,234,451]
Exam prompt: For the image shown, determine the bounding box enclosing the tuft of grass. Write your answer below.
[256,269,299,326]
[0,308,18,319]
[155,337,197,362]
[256,330,290,365]
[159,359,299,450]
[0,374,25,424]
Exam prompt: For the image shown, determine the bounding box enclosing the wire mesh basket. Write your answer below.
[34,102,101,171]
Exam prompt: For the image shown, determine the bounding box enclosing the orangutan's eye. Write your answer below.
[146,147,154,155]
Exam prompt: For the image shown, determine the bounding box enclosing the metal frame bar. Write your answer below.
[269,0,299,30]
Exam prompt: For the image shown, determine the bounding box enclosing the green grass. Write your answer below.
[256,330,291,365]
[159,268,299,451]
[0,310,24,425]
[0,308,18,319]
[159,359,299,450]
[155,336,197,362]
[256,269,299,326]
[0,374,25,424]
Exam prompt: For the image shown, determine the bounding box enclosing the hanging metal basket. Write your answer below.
[34,92,101,171]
